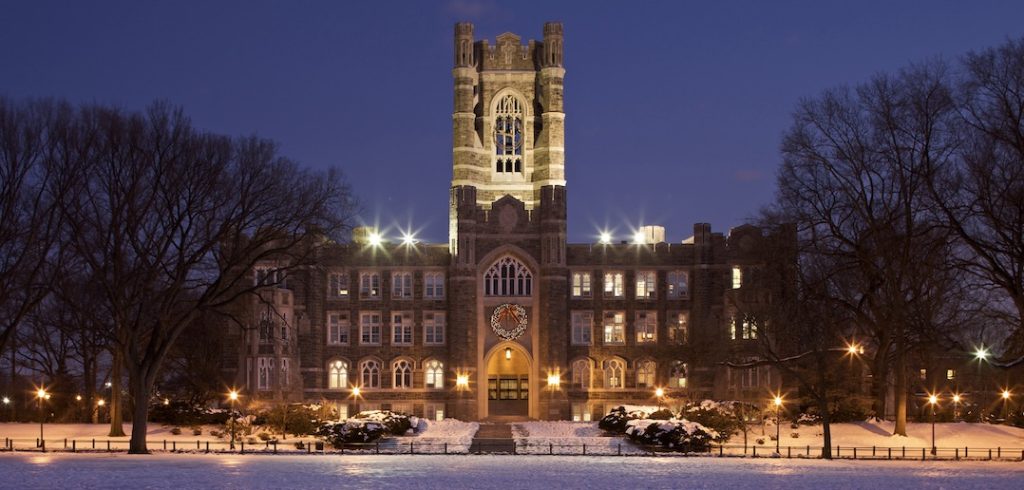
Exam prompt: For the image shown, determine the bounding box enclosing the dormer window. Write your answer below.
[494,94,523,173]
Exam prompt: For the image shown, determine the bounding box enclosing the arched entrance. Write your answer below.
[484,342,531,417]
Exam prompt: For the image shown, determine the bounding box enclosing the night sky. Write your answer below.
[3,1,1022,243]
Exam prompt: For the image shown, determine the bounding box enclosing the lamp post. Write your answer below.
[228,390,239,450]
[455,375,469,421]
[655,388,665,411]
[1001,389,1011,420]
[36,387,48,448]
[952,394,961,422]
[928,394,938,456]
[772,395,783,454]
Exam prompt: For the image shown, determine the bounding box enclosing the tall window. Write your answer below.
[257,310,274,344]
[328,360,349,389]
[730,315,758,340]
[571,359,591,389]
[360,312,382,345]
[360,360,381,388]
[257,357,274,390]
[635,311,657,344]
[636,360,656,388]
[571,311,593,345]
[329,272,350,299]
[494,94,523,173]
[669,361,688,388]
[392,359,413,389]
[603,311,625,345]
[603,272,624,298]
[635,271,656,299]
[280,358,289,387]
[360,272,381,299]
[603,359,624,389]
[425,360,444,389]
[667,312,688,344]
[327,312,350,345]
[732,266,742,289]
[424,312,446,345]
[484,256,533,296]
[667,271,688,299]
[391,312,413,346]
[392,272,412,299]
[424,272,445,299]
[571,272,592,298]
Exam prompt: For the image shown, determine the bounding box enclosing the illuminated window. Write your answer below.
[919,369,927,380]
[635,311,657,344]
[360,272,381,299]
[392,272,412,299]
[328,360,349,389]
[636,360,656,388]
[669,361,688,388]
[603,311,625,345]
[360,360,381,388]
[730,315,757,340]
[603,272,624,298]
[571,272,592,298]
[572,358,591,389]
[424,312,446,345]
[327,312,350,345]
[635,271,656,299]
[946,369,956,380]
[391,311,413,346]
[484,256,533,296]
[603,359,625,389]
[392,359,412,389]
[572,403,592,422]
[425,360,444,389]
[360,312,382,345]
[328,272,349,298]
[424,272,445,299]
[667,271,688,299]
[668,312,688,344]
[571,311,593,345]
[425,403,445,421]
[732,266,742,289]
[494,94,524,173]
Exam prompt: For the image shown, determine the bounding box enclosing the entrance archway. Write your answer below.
[484,342,531,417]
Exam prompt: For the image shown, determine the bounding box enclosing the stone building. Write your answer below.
[222,22,793,421]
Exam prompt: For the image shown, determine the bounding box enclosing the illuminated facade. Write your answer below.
[224,22,792,421]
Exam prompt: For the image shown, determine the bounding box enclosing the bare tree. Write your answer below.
[55,102,355,453]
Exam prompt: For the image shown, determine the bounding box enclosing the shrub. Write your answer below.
[192,427,202,436]
[351,410,415,436]
[648,409,675,420]
[210,430,222,438]
[624,419,719,452]
[683,400,750,442]
[316,420,387,447]
[598,406,649,434]
[170,427,182,435]
[257,432,272,442]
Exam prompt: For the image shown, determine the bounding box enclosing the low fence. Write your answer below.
[3,437,1024,461]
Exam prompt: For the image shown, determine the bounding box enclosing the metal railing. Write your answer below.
[3,437,1024,461]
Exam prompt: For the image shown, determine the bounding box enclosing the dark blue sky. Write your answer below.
[3,1,1022,243]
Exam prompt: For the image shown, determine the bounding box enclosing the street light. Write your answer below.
[455,374,469,421]
[928,394,938,456]
[547,373,561,420]
[952,393,962,421]
[974,347,990,362]
[655,388,666,410]
[772,395,784,454]
[227,389,240,450]
[36,387,48,448]
[598,231,612,245]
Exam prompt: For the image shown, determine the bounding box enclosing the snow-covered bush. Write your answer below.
[598,406,651,434]
[624,419,719,452]
[316,420,387,447]
[682,400,754,442]
[351,410,418,436]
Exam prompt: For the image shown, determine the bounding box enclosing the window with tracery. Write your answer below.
[494,95,523,173]
[392,359,412,389]
[328,360,349,389]
[360,359,381,388]
[484,256,533,296]
[636,360,656,388]
[572,359,591,389]
[424,360,444,389]
[603,359,624,389]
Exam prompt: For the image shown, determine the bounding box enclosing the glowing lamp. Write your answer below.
[974,347,989,361]
[773,396,783,407]
[952,394,961,403]
[401,232,417,246]
[655,388,665,398]
[97,399,105,407]
[36,388,47,400]
[928,394,938,405]
[547,374,561,388]
[76,395,83,402]
[598,232,612,245]
[351,387,361,397]
[228,390,239,402]
[505,347,512,360]
[1002,390,1012,400]
[367,232,383,247]
[632,231,646,245]
[2,397,9,405]
[456,375,469,389]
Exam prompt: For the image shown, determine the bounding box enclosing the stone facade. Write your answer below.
[221,22,794,422]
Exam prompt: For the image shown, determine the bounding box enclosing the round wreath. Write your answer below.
[490,303,528,340]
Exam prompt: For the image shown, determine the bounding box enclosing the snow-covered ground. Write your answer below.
[2,452,1024,489]
[401,419,479,453]
[512,421,645,455]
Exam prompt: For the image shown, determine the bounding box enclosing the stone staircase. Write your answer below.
[469,418,521,454]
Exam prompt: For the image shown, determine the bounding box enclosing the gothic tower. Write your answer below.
[449,22,567,255]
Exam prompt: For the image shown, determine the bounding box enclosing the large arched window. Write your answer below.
[360,359,381,388]
[603,359,625,389]
[484,256,533,296]
[393,359,412,389]
[494,94,523,173]
[424,360,444,389]
[571,358,591,389]
[328,360,349,389]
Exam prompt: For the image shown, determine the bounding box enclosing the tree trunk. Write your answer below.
[108,349,126,437]
[869,338,890,420]
[128,371,151,454]
[820,397,832,460]
[893,331,908,436]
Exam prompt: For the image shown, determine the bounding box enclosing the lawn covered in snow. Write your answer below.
[512,421,644,454]
[3,452,1024,489]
